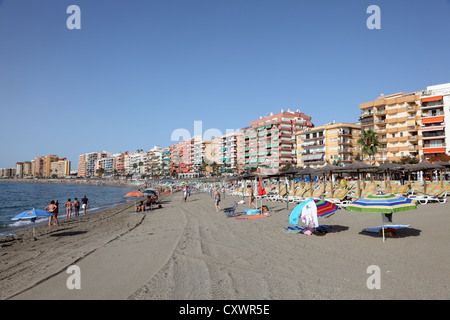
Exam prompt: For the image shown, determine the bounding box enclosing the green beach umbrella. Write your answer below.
[347,193,417,241]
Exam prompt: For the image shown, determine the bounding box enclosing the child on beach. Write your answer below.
[65,199,74,219]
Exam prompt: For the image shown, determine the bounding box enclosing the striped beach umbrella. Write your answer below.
[347,193,417,241]
[347,193,417,213]
[314,199,338,218]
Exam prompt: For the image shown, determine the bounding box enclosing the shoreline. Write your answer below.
[1,190,449,300]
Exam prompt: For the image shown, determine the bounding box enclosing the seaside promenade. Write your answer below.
[1,189,449,300]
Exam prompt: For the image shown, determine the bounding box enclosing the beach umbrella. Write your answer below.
[347,193,417,241]
[289,198,336,227]
[336,161,375,197]
[143,189,158,196]
[314,199,338,218]
[434,160,450,188]
[125,191,145,197]
[11,208,54,240]
[376,161,402,192]
[407,161,443,194]
[125,191,145,211]
[316,163,341,198]
[295,167,319,198]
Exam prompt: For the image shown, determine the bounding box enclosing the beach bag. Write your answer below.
[379,227,396,237]
[302,226,315,235]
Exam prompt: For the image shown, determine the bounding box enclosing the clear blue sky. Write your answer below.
[1,0,449,169]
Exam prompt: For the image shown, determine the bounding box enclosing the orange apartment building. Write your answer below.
[359,92,423,165]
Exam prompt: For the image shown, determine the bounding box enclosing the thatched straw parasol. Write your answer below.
[295,167,320,197]
[407,160,444,194]
[315,163,341,198]
[336,161,375,198]
[376,161,403,193]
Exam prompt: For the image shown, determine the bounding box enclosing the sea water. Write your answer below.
[0,181,136,231]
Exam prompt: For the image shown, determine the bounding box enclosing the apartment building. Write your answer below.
[127,150,147,175]
[243,109,314,172]
[420,83,450,158]
[296,122,361,168]
[15,162,24,178]
[160,147,170,175]
[219,132,241,172]
[77,151,111,177]
[146,146,163,176]
[192,138,210,174]
[0,168,15,178]
[50,159,71,177]
[170,139,194,175]
[359,92,423,164]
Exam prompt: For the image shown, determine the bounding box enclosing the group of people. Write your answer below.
[44,195,90,227]
[213,184,258,213]
[136,194,159,212]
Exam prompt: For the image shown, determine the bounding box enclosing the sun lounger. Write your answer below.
[326,188,351,209]
[408,183,447,205]
[390,184,409,196]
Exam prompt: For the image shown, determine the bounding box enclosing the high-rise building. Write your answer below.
[77,151,111,177]
[160,148,170,175]
[50,159,71,177]
[359,92,423,164]
[296,122,361,168]
[170,139,194,175]
[15,162,24,178]
[420,83,450,159]
[23,161,32,177]
[33,156,45,178]
[220,132,241,173]
[243,109,314,173]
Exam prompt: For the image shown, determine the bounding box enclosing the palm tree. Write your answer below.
[357,129,381,165]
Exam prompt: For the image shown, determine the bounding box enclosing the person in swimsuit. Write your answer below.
[247,185,257,209]
[45,200,60,227]
[214,189,221,212]
[73,198,81,217]
[81,195,89,215]
[65,199,74,219]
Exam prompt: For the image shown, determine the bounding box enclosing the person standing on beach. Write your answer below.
[81,195,89,215]
[214,189,221,212]
[65,199,74,219]
[45,200,60,227]
[247,184,257,210]
[73,198,81,217]
[183,186,188,202]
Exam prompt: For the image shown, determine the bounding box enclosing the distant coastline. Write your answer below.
[0,178,140,188]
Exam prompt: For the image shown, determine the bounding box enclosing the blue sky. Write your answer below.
[1,0,449,168]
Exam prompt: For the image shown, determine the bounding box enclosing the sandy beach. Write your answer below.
[1,190,449,300]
